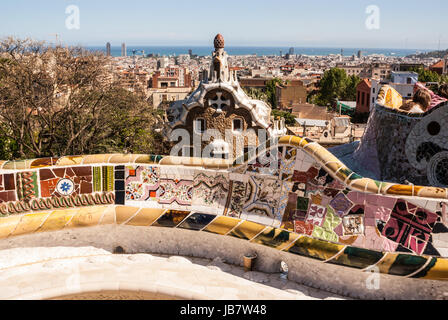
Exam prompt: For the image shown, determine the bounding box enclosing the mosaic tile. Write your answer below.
[116,206,140,225]
[16,171,39,200]
[38,210,75,232]
[192,172,229,213]
[250,227,300,251]
[203,216,241,235]
[228,220,266,241]
[152,210,190,228]
[329,192,353,217]
[178,212,217,231]
[328,247,384,269]
[125,208,165,226]
[226,180,248,218]
[66,206,111,228]
[39,167,92,198]
[288,236,345,261]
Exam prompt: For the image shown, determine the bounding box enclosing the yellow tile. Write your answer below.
[251,227,300,251]
[350,178,379,194]
[417,187,447,200]
[56,156,84,166]
[288,236,345,261]
[279,232,301,251]
[64,206,106,228]
[11,212,51,236]
[82,154,110,164]
[0,215,22,239]
[422,258,448,281]
[125,208,165,227]
[375,253,399,274]
[203,216,241,235]
[109,154,133,163]
[99,206,116,225]
[116,206,140,225]
[385,184,413,197]
[37,209,76,232]
[229,220,266,240]
[1,161,15,170]
[134,155,155,164]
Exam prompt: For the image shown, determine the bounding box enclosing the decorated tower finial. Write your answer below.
[214,34,225,49]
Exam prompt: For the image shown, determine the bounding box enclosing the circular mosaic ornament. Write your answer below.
[56,178,75,196]
[427,151,448,188]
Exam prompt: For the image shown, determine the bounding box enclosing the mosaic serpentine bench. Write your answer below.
[0,135,448,281]
[353,86,448,187]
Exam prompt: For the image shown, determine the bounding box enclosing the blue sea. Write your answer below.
[87,46,426,58]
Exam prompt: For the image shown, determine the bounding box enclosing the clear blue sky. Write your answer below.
[0,0,447,49]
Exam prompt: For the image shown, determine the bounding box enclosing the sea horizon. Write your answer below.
[85,45,429,58]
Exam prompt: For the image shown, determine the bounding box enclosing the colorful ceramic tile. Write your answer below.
[125,166,160,202]
[226,181,247,218]
[228,220,266,241]
[157,179,193,206]
[305,204,327,227]
[178,213,217,231]
[203,216,241,235]
[250,227,299,251]
[39,167,92,198]
[152,210,190,228]
[329,193,353,217]
[328,247,384,269]
[342,215,365,236]
[294,220,314,236]
[16,171,39,200]
[192,172,229,211]
[102,166,114,192]
[288,236,345,261]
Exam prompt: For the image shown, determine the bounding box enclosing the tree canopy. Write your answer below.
[0,37,166,160]
[312,68,361,106]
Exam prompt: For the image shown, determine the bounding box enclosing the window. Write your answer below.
[194,118,206,134]
[170,82,176,87]
[407,78,412,84]
[233,118,243,133]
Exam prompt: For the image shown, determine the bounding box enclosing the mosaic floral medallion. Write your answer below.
[56,178,75,196]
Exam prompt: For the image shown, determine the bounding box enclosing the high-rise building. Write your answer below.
[357,50,363,59]
[289,47,294,55]
[121,43,127,57]
[106,42,111,57]
[188,49,193,56]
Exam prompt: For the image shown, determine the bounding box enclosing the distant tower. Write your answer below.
[121,43,127,57]
[106,42,111,57]
[280,50,283,57]
[289,47,294,55]
[357,50,363,59]
[188,49,193,56]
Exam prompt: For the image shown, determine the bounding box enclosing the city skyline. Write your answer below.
[0,0,447,50]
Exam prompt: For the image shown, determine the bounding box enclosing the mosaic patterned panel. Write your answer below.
[39,167,92,198]
[178,212,217,231]
[152,210,190,228]
[0,133,447,280]
[0,174,16,203]
[17,171,39,200]
[125,166,160,201]
[192,172,229,214]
